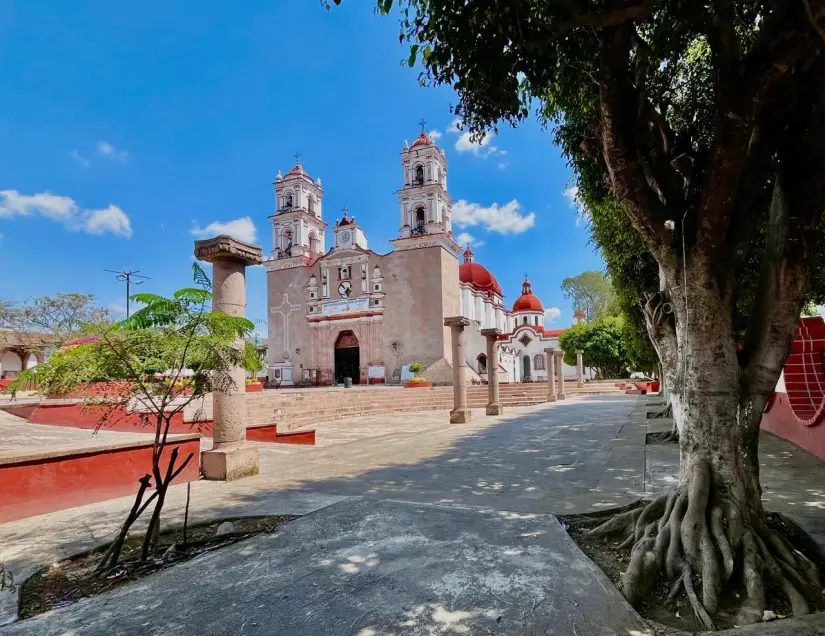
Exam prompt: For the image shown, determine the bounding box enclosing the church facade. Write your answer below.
[265,130,581,386]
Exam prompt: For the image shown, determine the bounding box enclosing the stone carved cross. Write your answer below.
[270,293,302,359]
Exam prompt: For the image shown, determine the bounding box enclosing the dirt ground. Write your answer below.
[563,506,825,632]
[20,515,296,619]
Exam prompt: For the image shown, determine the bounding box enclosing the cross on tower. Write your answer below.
[342,206,349,217]
[418,118,427,133]
[294,151,302,165]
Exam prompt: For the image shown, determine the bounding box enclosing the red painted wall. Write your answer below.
[0,437,200,523]
[28,403,213,436]
[761,317,825,461]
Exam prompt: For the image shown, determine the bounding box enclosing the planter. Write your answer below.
[404,381,433,388]
[245,383,263,393]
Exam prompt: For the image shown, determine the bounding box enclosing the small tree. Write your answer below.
[11,264,252,569]
[243,341,267,380]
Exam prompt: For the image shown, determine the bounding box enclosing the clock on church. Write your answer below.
[338,281,353,298]
[340,231,351,244]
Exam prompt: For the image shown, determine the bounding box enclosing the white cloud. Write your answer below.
[498,162,510,170]
[563,185,589,227]
[82,205,132,237]
[97,140,129,162]
[447,118,505,158]
[71,150,90,169]
[191,217,257,244]
[0,190,133,238]
[428,129,442,142]
[455,231,484,249]
[544,307,562,325]
[452,199,535,235]
[108,300,127,318]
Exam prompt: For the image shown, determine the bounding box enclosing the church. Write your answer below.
[265,129,581,386]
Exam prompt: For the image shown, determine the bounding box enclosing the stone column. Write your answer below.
[544,348,557,402]
[576,349,585,387]
[481,328,502,415]
[445,316,471,423]
[555,350,567,400]
[195,235,263,481]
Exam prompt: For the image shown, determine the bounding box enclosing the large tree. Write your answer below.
[332,0,825,625]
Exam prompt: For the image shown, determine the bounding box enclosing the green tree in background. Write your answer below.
[559,315,629,379]
[560,271,616,321]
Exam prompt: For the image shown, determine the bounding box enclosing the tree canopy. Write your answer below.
[560,271,616,321]
[0,293,110,344]
[559,314,630,378]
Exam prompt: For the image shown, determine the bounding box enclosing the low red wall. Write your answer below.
[28,403,213,436]
[762,392,825,462]
[0,379,13,389]
[0,436,200,523]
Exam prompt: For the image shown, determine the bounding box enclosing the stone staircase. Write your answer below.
[246,381,625,432]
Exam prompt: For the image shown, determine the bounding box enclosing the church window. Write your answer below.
[478,354,487,373]
[522,317,528,325]
[414,165,424,185]
[534,354,545,371]
[310,292,315,299]
[308,196,316,214]
[534,316,539,326]
[309,306,315,313]
[340,266,350,280]
[309,232,319,254]
[374,284,380,291]
[519,334,532,347]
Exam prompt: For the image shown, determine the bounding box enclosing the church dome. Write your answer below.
[512,278,543,312]
[286,163,311,180]
[459,248,503,297]
[411,132,432,149]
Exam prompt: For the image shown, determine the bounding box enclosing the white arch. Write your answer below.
[25,353,39,369]
[1,351,23,377]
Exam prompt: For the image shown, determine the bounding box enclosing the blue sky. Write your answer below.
[0,1,603,333]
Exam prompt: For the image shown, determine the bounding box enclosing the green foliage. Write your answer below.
[560,271,616,321]
[408,362,424,376]
[244,341,267,376]
[559,316,630,379]
[8,263,254,407]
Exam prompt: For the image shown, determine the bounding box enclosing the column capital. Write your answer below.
[544,347,556,354]
[194,235,263,266]
[554,349,564,357]
[576,349,584,354]
[444,316,471,328]
[480,328,502,338]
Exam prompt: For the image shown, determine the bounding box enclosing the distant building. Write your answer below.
[264,130,581,386]
[0,330,56,385]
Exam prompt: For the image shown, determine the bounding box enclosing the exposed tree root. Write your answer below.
[587,460,822,628]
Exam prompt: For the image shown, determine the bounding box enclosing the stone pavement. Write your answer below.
[1,395,824,634]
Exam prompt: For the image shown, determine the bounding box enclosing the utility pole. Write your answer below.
[105,269,150,319]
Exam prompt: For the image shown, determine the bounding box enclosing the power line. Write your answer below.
[105,269,150,319]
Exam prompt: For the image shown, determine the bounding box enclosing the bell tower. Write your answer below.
[270,154,328,263]
[391,122,461,256]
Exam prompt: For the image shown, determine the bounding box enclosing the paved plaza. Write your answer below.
[1,395,825,634]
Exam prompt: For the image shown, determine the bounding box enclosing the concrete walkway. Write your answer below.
[2,395,824,634]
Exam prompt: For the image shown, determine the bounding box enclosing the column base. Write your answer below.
[546,395,557,403]
[557,393,567,400]
[201,446,259,481]
[450,408,472,424]
[486,403,504,416]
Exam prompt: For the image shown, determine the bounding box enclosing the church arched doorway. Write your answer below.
[334,330,360,384]
[522,355,531,382]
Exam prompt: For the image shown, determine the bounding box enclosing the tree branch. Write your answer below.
[561,0,658,29]
[598,26,674,261]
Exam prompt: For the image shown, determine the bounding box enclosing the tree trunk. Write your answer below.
[592,265,820,626]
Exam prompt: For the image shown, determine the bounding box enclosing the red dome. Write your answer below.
[411,132,432,149]
[286,163,311,180]
[459,262,503,297]
[512,278,543,312]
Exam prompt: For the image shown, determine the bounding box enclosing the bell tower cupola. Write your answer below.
[391,121,461,256]
[269,153,328,263]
